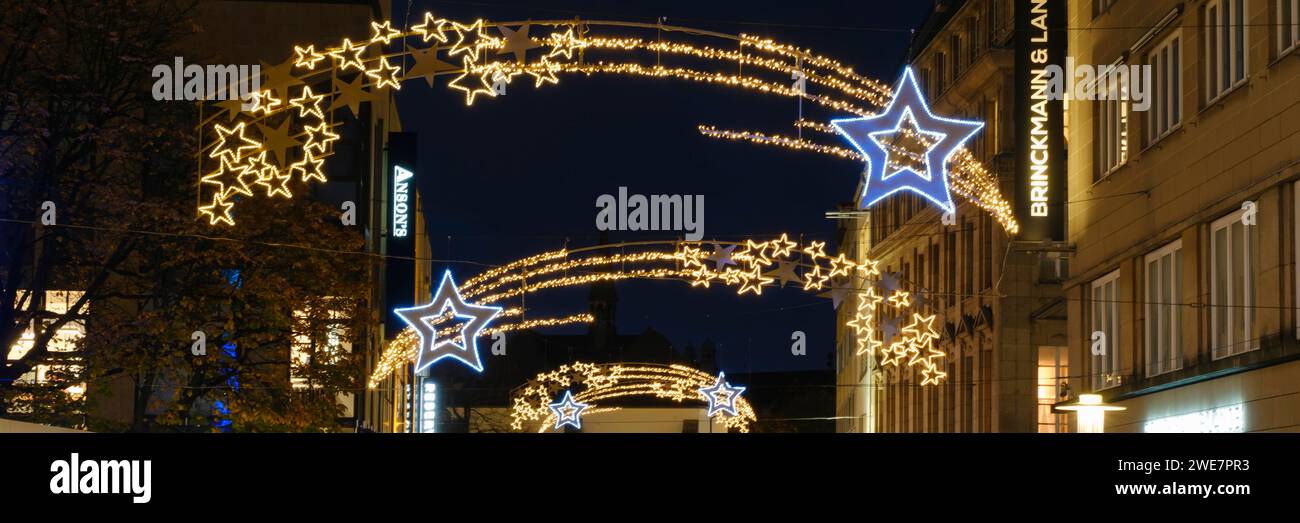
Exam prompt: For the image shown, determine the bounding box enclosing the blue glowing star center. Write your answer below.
[830,67,984,215]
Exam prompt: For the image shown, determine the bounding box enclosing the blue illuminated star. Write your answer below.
[698,371,746,418]
[395,270,503,373]
[831,67,983,215]
[549,390,589,430]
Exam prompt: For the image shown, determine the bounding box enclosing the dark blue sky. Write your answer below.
[392,0,933,372]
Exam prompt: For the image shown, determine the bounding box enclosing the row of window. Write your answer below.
[873,342,996,433]
[1096,0,1300,180]
[915,0,1015,102]
[1090,205,1259,391]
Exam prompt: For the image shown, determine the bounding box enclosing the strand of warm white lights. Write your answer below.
[462,251,680,299]
[697,125,1019,233]
[481,61,872,116]
[461,249,569,290]
[578,37,887,105]
[195,16,1016,228]
[473,268,694,304]
[738,34,888,94]
[366,235,949,386]
[366,312,594,389]
[510,362,757,432]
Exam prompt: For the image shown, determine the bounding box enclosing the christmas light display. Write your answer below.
[699,372,747,418]
[189,15,983,397]
[548,390,589,430]
[394,270,503,373]
[367,236,949,387]
[509,362,758,433]
[192,15,1018,232]
[831,67,983,215]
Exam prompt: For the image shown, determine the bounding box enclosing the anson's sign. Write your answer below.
[1014,0,1066,242]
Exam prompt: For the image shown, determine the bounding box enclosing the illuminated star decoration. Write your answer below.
[698,371,746,417]
[548,390,589,430]
[395,270,504,373]
[830,67,983,215]
[705,242,737,271]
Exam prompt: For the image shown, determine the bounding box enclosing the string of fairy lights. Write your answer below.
[193,15,1018,234]
[366,235,946,390]
[192,15,1021,424]
[509,362,758,433]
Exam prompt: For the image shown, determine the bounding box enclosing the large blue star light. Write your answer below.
[548,390,589,430]
[830,67,984,215]
[395,270,503,373]
[698,371,746,418]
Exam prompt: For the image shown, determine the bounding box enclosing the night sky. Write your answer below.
[392,0,934,373]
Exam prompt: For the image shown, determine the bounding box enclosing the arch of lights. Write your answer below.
[194,14,1001,395]
[366,235,948,389]
[509,362,759,433]
[196,15,1017,232]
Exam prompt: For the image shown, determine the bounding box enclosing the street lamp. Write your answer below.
[1055,394,1126,433]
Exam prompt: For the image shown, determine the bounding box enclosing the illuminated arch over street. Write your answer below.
[195,15,1017,233]
[366,235,947,388]
[508,362,759,433]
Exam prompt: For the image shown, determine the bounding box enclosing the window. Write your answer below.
[1144,240,1183,376]
[1095,73,1128,179]
[1147,31,1182,143]
[963,220,974,296]
[950,35,962,80]
[980,343,991,432]
[1295,183,1300,339]
[1279,0,1299,56]
[1204,0,1249,102]
[1091,270,1121,390]
[1095,0,1119,17]
[945,231,958,305]
[6,290,86,388]
[944,360,956,432]
[981,216,994,289]
[962,352,974,432]
[1211,208,1258,359]
[934,53,947,96]
[1036,346,1069,433]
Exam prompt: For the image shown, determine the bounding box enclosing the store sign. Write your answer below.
[418,379,437,433]
[385,132,418,338]
[1014,0,1067,241]
[1143,405,1244,433]
[392,165,413,238]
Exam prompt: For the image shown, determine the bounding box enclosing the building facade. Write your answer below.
[837,0,1070,433]
[1065,0,1300,432]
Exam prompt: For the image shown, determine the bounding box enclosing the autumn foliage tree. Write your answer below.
[1,1,369,431]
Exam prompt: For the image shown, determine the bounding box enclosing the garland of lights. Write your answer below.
[509,362,758,433]
[193,15,1018,233]
[366,235,947,389]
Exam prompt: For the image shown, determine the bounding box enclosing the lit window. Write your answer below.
[1037,346,1068,433]
[1210,208,1258,359]
[1091,270,1121,390]
[1147,31,1182,143]
[1144,240,1183,376]
[1279,0,1299,56]
[6,290,86,386]
[1095,76,1128,179]
[1204,0,1249,103]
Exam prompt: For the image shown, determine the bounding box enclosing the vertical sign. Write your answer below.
[416,378,437,433]
[385,132,418,337]
[1014,0,1067,241]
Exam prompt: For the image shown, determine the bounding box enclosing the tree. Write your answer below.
[0,0,369,432]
